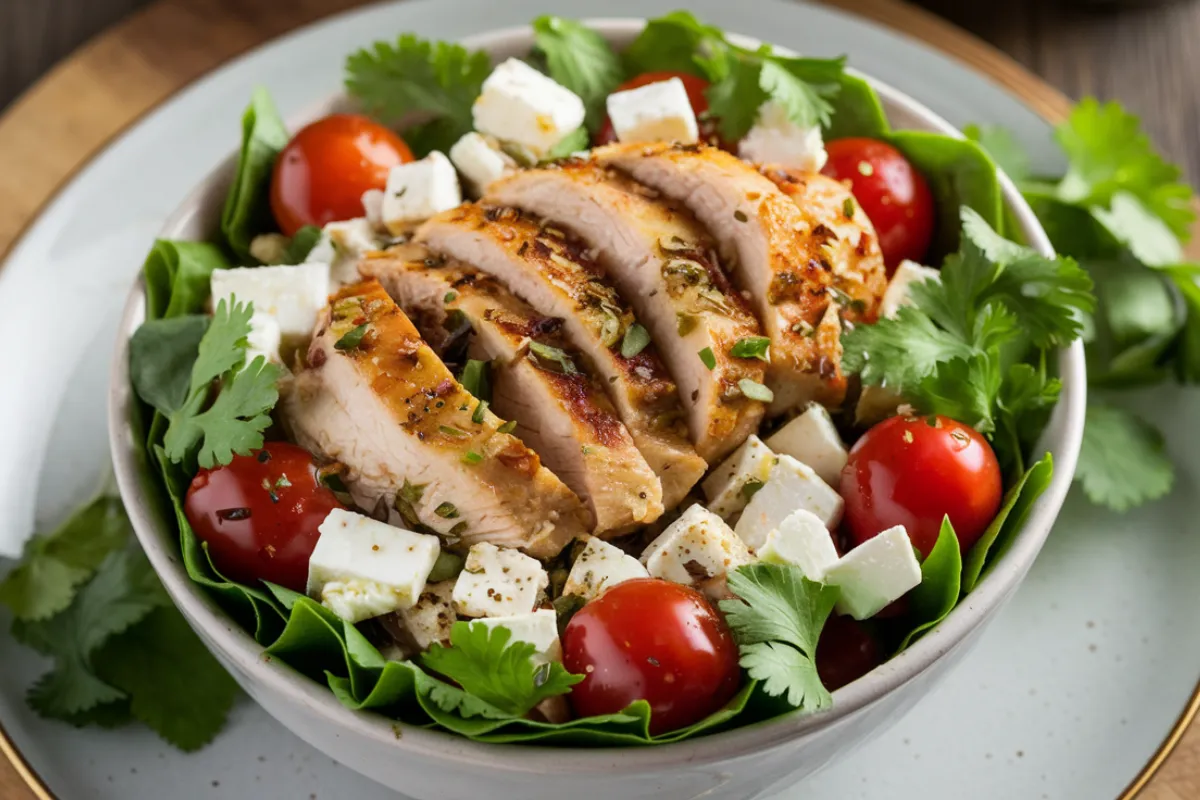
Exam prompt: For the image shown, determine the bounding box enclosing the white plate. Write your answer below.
[0,0,1195,798]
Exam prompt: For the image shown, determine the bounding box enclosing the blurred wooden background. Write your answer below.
[4,0,1200,179]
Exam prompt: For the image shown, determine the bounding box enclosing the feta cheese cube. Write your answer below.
[449,132,515,196]
[735,455,844,551]
[453,542,548,618]
[307,509,441,623]
[606,77,699,146]
[398,580,456,650]
[380,151,462,234]
[739,102,828,172]
[472,58,586,157]
[248,232,289,265]
[563,538,649,601]
[245,312,282,365]
[210,262,330,342]
[824,525,922,620]
[361,189,385,229]
[757,509,840,580]
[642,504,753,586]
[702,435,777,520]
[322,217,383,286]
[764,405,848,487]
[879,260,941,320]
[471,609,561,664]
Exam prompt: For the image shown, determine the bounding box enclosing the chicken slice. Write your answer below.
[415,203,706,507]
[487,162,766,463]
[362,249,665,535]
[281,280,588,558]
[595,143,885,413]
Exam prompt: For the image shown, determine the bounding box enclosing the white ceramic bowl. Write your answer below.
[108,19,1086,800]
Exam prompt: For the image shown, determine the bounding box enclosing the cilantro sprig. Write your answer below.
[162,297,283,470]
[532,16,624,132]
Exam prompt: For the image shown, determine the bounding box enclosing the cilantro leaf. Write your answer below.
[532,16,623,132]
[963,123,1031,184]
[841,305,974,391]
[162,297,282,469]
[704,54,768,140]
[622,11,725,78]
[1091,191,1185,267]
[721,564,838,657]
[420,621,582,717]
[91,605,240,752]
[738,641,830,711]
[1055,99,1195,241]
[707,49,844,141]
[1076,403,1174,511]
[0,492,131,622]
[915,356,1000,433]
[345,34,491,156]
[13,548,168,719]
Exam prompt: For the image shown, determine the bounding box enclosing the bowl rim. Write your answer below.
[107,16,1087,772]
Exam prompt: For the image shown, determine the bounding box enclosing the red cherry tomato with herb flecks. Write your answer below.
[270,114,413,235]
[839,414,1002,557]
[562,578,741,734]
[821,137,935,272]
[184,442,342,591]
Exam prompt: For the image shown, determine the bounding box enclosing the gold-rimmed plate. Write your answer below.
[0,0,1196,797]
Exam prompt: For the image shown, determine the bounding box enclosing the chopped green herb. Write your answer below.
[471,399,489,424]
[461,450,484,465]
[740,479,766,502]
[620,323,651,358]
[439,425,468,438]
[459,359,491,401]
[428,551,465,582]
[497,420,518,435]
[698,347,717,370]
[434,502,459,519]
[335,324,370,351]
[730,336,771,361]
[676,313,697,336]
[528,341,578,375]
[444,291,457,303]
[842,197,856,218]
[738,379,775,403]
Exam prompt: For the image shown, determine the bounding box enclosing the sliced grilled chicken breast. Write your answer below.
[595,143,881,413]
[281,280,588,558]
[415,203,707,506]
[488,162,766,463]
[362,249,665,535]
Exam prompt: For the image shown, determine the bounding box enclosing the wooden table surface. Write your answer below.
[1,1,1199,798]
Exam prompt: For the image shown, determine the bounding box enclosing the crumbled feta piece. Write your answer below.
[307,509,441,624]
[824,525,922,620]
[738,102,828,172]
[879,260,941,320]
[702,435,777,520]
[471,609,561,664]
[248,232,289,265]
[398,580,456,650]
[210,262,330,342]
[642,504,753,586]
[322,217,383,285]
[764,405,848,487]
[245,312,282,365]
[453,542,548,618]
[606,77,699,146]
[380,151,462,234]
[734,455,844,551]
[472,58,586,157]
[563,538,649,601]
[361,189,385,230]
[757,509,840,580]
[449,132,515,196]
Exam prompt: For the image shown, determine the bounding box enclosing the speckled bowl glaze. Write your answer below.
[108,19,1086,800]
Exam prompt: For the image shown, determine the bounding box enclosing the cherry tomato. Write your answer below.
[184,442,342,591]
[821,138,935,271]
[816,615,883,691]
[840,414,1002,557]
[595,72,724,148]
[270,114,413,235]
[562,579,740,734]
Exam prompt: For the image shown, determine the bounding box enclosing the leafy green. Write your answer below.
[720,564,838,712]
[420,622,582,716]
[622,11,725,78]
[896,518,962,650]
[963,123,1031,184]
[962,454,1054,591]
[459,359,490,401]
[161,297,283,469]
[141,240,233,320]
[730,335,771,361]
[129,315,210,415]
[544,127,591,161]
[823,72,890,140]
[1075,403,1173,512]
[221,88,289,262]
[0,493,132,622]
[532,16,623,132]
[282,225,324,264]
[345,34,491,156]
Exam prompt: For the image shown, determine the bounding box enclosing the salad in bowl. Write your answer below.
[111,8,1088,781]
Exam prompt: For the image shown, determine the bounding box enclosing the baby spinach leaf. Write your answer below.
[141,240,233,320]
[129,315,210,415]
[221,88,289,262]
[962,453,1054,592]
[896,518,962,651]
